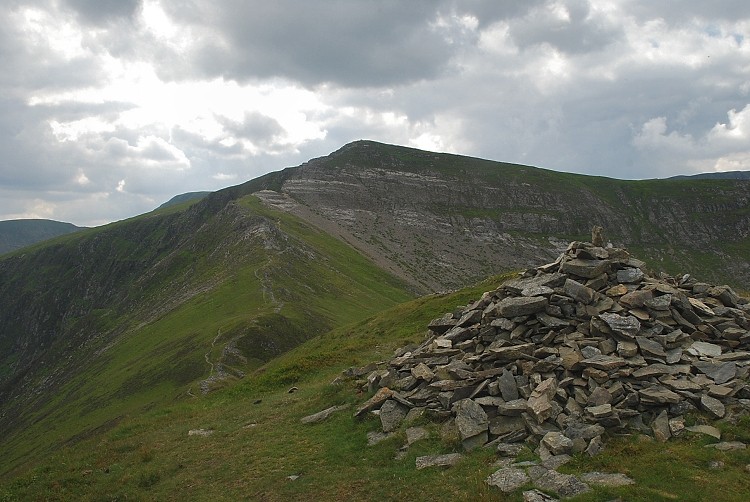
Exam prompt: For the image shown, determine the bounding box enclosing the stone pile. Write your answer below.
[352,240,750,457]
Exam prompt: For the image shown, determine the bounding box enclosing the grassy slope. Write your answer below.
[3,274,749,501]
[0,219,83,255]
[0,194,411,480]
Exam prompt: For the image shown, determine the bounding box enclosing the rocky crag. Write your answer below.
[346,236,750,496]
[259,140,750,292]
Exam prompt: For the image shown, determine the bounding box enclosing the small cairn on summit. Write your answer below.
[351,237,750,458]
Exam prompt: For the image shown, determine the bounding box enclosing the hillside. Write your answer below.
[1,140,749,487]
[670,171,750,181]
[2,270,749,501]
[156,191,211,210]
[255,141,750,291]
[0,187,411,477]
[0,219,82,255]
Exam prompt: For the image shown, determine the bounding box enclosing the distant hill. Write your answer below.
[669,170,750,180]
[156,191,211,210]
[0,219,83,254]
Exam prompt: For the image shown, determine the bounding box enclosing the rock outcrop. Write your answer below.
[352,240,750,458]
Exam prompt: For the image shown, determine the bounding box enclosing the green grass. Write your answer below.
[0,194,412,480]
[3,273,749,501]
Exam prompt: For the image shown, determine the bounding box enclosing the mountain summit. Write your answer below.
[0,140,748,481]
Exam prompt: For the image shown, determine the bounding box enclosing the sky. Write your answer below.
[2,0,749,227]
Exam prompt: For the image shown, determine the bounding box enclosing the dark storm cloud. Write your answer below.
[163,0,459,87]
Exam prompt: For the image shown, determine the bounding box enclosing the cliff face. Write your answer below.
[261,141,750,292]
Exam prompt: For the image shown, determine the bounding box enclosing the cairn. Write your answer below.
[352,238,750,458]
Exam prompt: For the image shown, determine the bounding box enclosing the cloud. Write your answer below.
[161,0,463,87]
[633,105,750,176]
[0,0,749,225]
[506,0,624,54]
[61,0,142,25]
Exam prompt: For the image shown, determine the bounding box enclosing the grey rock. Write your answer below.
[561,258,610,279]
[490,416,527,437]
[405,426,429,445]
[462,431,489,451]
[579,354,628,371]
[354,387,394,417]
[523,489,559,502]
[497,442,526,457]
[693,361,736,385]
[585,404,613,419]
[486,343,536,362]
[455,399,488,440]
[580,472,635,487]
[563,279,596,304]
[367,431,395,446]
[456,309,482,327]
[523,285,555,297]
[617,341,639,357]
[704,441,746,451]
[499,369,520,401]
[585,435,604,457]
[564,422,605,441]
[416,453,463,469]
[534,469,591,498]
[652,410,671,442]
[636,336,667,359]
[486,468,530,493]
[618,267,644,283]
[639,386,682,405]
[542,454,572,470]
[499,399,529,416]
[411,362,435,381]
[632,363,673,379]
[598,312,641,339]
[443,325,476,343]
[700,394,726,419]
[537,313,569,328]
[688,341,723,358]
[645,294,672,310]
[504,273,568,294]
[580,345,602,359]
[428,313,458,334]
[380,399,409,432]
[527,394,554,424]
[686,425,721,439]
[496,296,549,317]
[300,404,351,424]
[669,417,686,436]
[587,387,612,407]
[541,432,573,455]
[187,429,214,437]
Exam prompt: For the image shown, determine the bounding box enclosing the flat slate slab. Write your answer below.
[415,453,463,470]
[580,471,635,487]
[486,467,530,493]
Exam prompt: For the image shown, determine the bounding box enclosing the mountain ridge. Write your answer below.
[1,140,749,481]
[0,218,83,255]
